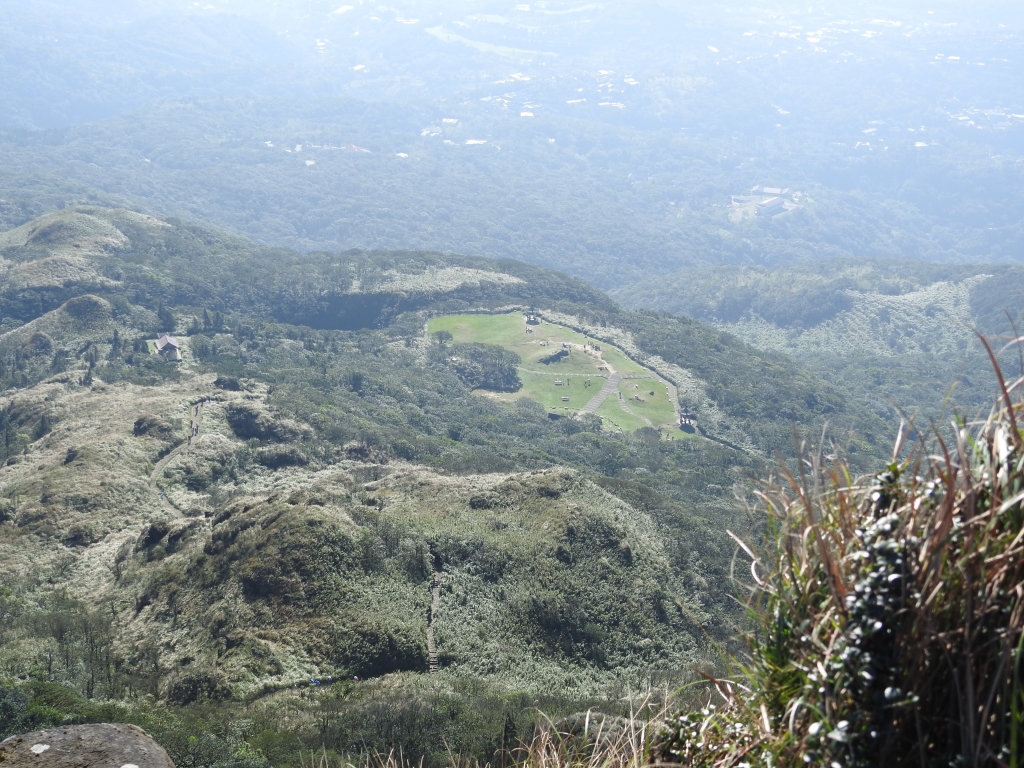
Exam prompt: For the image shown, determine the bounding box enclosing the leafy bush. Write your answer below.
[657,357,1024,767]
[448,342,523,393]
[224,403,304,442]
[255,445,308,468]
[0,685,30,737]
[166,670,234,706]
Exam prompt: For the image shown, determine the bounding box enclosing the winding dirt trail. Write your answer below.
[149,400,205,513]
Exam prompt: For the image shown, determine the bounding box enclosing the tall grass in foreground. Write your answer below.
[657,348,1024,767]
[299,702,662,768]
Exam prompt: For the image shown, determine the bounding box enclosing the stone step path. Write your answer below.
[426,569,441,674]
[579,373,622,415]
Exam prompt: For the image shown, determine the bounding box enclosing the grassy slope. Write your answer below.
[428,313,678,431]
[0,336,711,732]
[0,206,891,761]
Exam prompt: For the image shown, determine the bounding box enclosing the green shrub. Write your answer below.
[0,685,30,738]
[166,670,235,706]
[657,356,1024,767]
[448,342,523,393]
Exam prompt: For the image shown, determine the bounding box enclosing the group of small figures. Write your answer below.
[186,398,211,445]
[680,412,698,434]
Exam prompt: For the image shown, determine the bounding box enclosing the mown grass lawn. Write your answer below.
[617,379,677,430]
[429,312,679,434]
[595,397,649,433]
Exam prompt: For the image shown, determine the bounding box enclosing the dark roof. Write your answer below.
[154,334,180,351]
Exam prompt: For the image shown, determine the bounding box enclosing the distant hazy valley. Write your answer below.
[1,1,1023,764]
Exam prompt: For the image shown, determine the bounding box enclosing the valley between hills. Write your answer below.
[0,205,893,760]
[2,1,1022,760]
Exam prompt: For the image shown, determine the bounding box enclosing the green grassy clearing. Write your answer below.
[595,396,649,433]
[431,313,609,375]
[617,379,677,430]
[596,345,648,378]
[507,370,594,412]
[429,313,526,349]
[429,312,679,434]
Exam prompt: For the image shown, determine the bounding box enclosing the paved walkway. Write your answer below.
[149,400,205,514]
[579,373,622,415]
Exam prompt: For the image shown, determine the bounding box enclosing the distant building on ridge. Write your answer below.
[756,197,787,216]
[153,334,181,362]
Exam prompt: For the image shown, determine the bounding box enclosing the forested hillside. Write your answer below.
[0,207,891,763]
[615,258,1024,424]
[0,1,1021,762]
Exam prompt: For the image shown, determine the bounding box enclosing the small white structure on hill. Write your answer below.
[750,185,791,196]
[756,197,786,217]
[154,334,181,362]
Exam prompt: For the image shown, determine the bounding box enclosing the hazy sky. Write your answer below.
[2,0,1021,277]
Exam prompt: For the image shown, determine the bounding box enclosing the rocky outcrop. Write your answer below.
[0,724,173,768]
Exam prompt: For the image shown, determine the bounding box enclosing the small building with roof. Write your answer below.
[756,197,787,216]
[153,334,181,362]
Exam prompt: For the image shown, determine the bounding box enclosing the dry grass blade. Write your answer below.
[655,340,1024,768]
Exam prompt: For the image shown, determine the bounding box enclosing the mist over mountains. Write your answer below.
[1,2,1023,765]
[2,0,1024,286]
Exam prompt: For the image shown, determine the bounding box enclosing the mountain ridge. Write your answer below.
[0,205,890,761]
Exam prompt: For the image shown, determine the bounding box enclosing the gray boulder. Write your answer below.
[0,723,173,768]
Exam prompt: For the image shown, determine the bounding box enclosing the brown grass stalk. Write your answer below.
[656,347,1024,767]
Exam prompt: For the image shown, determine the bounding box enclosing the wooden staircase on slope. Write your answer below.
[426,569,441,674]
